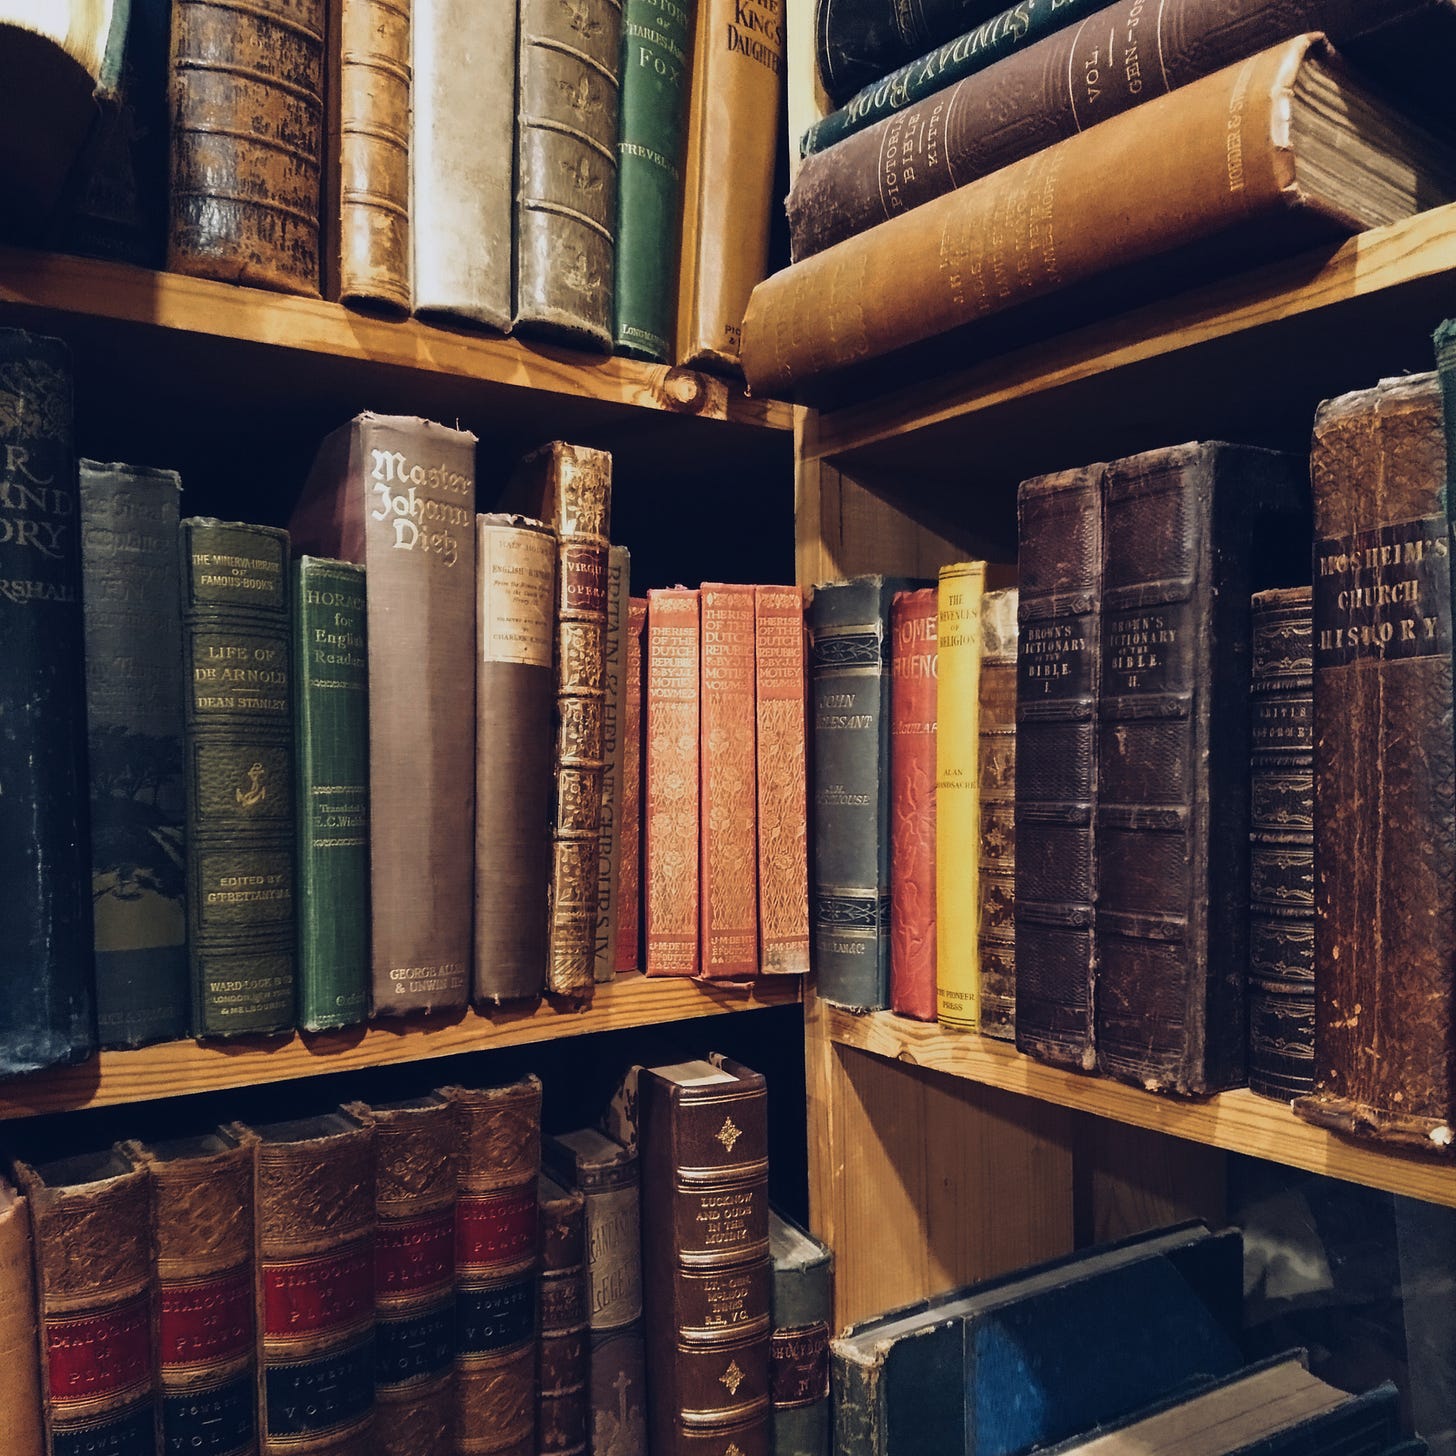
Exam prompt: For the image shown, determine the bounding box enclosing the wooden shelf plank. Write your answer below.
[0,974,801,1121]
[824,1007,1456,1210]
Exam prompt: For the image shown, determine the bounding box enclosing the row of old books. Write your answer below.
[739,3,1456,397]
[0,1057,831,1456]
[1,0,782,372]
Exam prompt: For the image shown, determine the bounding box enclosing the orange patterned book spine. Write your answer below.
[645,589,700,976]
[755,586,810,976]
[615,598,647,974]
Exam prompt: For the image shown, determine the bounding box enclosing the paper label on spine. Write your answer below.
[480,523,556,667]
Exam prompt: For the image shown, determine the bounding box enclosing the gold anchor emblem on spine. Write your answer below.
[236,762,267,807]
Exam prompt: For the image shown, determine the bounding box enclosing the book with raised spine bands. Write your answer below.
[768,1209,832,1456]
[0,1175,42,1456]
[595,547,631,982]
[537,1177,590,1456]
[977,587,1019,1042]
[475,513,557,1004]
[615,598,647,974]
[81,460,187,1048]
[181,518,295,1037]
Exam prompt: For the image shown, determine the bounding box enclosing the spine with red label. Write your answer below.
[227,1110,376,1455]
[342,1095,457,1456]
[122,1130,259,1456]
[446,1076,543,1456]
[615,597,647,973]
[537,1177,589,1456]
[15,1148,159,1456]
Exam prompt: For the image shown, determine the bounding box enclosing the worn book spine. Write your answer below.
[595,548,631,982]
[448,1077,543,1456]
[412,0,516,326]
[122,1131,259,1456]
[0,330,94,1077]
[646,588,702,976]
[516,0,622,348]
[181,519,295,1037]
[613,0,697,358]
[289,414,477,1016]
[1015,466,1102,1073]
[18,1150,158,1455]
[888,588,938,1021]
[755,586,810,976]
[1294,369,1456,1149]
[538,1179,589,1456]
[80,460,187,1048]
[0,1177,43,1456]
[701,583,759,979]
[768,1213,831,1456]
[1247,587,1316,1102]
[169,0,325,294]
[813,0,1004,102]
[615,597,647,973]
[294,557,368,1031]
[674,0,783,372]
[475,513,557,1004]
[977,587,1019,1042]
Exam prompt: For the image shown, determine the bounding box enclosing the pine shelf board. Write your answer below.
[0,973,801,1121]
[823,1008,1456,1210]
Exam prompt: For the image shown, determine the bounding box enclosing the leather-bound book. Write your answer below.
[595,547,631,983]
[229,1110,376,1455]
[755,586,810,977]
[537,1177,589,1456]
[341,1095,456,1456]
[977,586,1018,1042]
[516,0,621,348]
[412,0,516,328]
[1097,443,1304,1097]
[674,0,782,373]
[645,588,701,976]
[17,1147,158,1455]
[615,597,647,974]
[295,557,368,1032]
[0,330,94,1077]
[768,1210,832,1456]
[888,587,938,1022]
[813,0,1002,103]
[180,518,296,1037]
[1247,587,1316,1102]
[476,513,557,1004]
[0,1175,42,1456]
[169,0,325,294]
[446,1076,542,1456]
[498,444,614,998]
[1015,466,1103,1073]
[122,1130,259,1456]
[80,460,187,1048]
[700,583,759,980]
[1294,371,1456,1149]
[290,414,477,1016]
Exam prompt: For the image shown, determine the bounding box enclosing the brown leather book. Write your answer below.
[537,1177,589,1456]
[290,414,477,1015]
[615,597,647,974]
[16,1148,158,1455]
[0,1176,42,1456]
[645,588,701,976]
[475,513,558,1005]
[755,586,810,977]
[595,548,631,983]
[701,583,759,980]
[446,1077,543,1456]
[1295,374,1456,1149]
[888,587,938,1022]
[497,444,614,999]
[169,0,326,294]
[977,587,1019,1042]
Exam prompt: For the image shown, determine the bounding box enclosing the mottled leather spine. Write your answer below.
[768,1211,831,1456]
[0,1177,43,1456]
[977,587,1018,1041]
[537,1178,590,1456]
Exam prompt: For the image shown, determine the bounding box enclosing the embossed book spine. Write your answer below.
[516,0,621,348]
[537,1178,590,1456]
[768,1210,831,1456]
[1097,443,1303,1097]
[289,413,477,1015]
[0,330,94,1077]
[646,588,701,976]
[1247,587,1316,1101]
[977,587,1019,1042]
[639,1057,772,1456]
[701,583,759,980]
[181,518,296,1037]
[294,557,368,1031]
[341,1096,456,1456]
[123,1130,259,1456]
[595,547,631,982]
[447,1076,543,1456]
[1294,369,1456,1149]
[755,586,810,976]
[0,1176,43,1456]
[615,597,647,973]
[812,0,1002,102]
[169,0,325,293]
[888,587,938,1022]
[17,1149,158,1455]
[80,460,187,1048]
[231,1111,376,1455]
[412,0,516,326]
[1015,466,1103,1073]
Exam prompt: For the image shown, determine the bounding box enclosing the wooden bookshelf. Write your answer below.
[0,973,801,1121]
